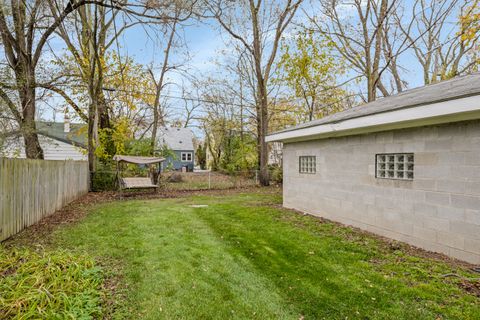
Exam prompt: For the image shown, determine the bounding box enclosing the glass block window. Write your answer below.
[299,156,316,174]
[376,153,414,180]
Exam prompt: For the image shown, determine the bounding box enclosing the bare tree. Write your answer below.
[0,0,128,159]
[179,87,201,128]
[148,8,180,153]
[309,0,396,102]
[381,1,411,92]
[49,1,194,173]
[0,0,196,165]
[207,0,303,185]
[200,81,238,171]
[396,0,479,84]
[0,0,103,159]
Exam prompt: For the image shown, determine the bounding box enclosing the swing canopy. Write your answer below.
[113,155,165,165]
[113,155,165,190]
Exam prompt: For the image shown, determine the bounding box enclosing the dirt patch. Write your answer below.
[1,265,17,277]
[96,257,129,319]
[459,279,480,297]
[3,192,117,248]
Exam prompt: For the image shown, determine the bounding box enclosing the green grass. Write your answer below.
[0,247,104,319]
[45,190,479,319]
[2,190,479,319]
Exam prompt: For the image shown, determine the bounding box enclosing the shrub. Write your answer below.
[91,161,117,191]
[91,171,117,191]
[269,165,283,184]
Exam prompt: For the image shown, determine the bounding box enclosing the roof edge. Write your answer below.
[39,132,87,149]
[266,95,480,143]
[274,91,480,136]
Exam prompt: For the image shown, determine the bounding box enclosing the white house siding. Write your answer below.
[268,142,283,165]
[283,120,480,264]
[2,135,87,161]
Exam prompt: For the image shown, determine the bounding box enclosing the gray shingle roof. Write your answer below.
[32,123,195,151]
[273,72,480,135]
[157,127,195,151]
[36,122,87,148]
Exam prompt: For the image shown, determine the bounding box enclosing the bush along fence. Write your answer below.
[0,158,89,241]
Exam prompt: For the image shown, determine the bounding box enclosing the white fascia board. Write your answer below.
[266,95,480,143]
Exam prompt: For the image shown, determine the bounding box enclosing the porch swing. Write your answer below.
[113,155,165,191]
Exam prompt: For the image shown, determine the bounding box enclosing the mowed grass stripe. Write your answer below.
[191,201,432,319]
[54,198,299,319]
[52,192,479,320]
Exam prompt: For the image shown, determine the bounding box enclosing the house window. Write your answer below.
[376,153,414,180]
[181,152,193,162]
[299,156,316,174]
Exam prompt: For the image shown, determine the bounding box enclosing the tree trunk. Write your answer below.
[309,95,315,121]
[258,114,269,186]
[20,75,44,159]
[257,79,270,186]
[87,100,97,190]
[390,59,403,93]
[22,122,44,159]
[151,108,159,154]
[367,73,376,102]
[213,0,301,185]
[370,0,388,101]
[97,92,110,129]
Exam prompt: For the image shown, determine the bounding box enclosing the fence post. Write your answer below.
[208,171,211,189]
[255,170,258,185]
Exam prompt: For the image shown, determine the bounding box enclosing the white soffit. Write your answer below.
[266,95,480,143]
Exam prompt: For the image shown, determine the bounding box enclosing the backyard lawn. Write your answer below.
[2,189,479,319]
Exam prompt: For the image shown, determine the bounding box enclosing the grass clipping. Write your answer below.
[0,246,104,319]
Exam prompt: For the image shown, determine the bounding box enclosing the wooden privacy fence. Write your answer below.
[0,158,89,241]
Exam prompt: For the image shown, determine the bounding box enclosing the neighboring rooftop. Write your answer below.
[157,127,195,151]
[26,123,195,151]
[36,122,87,148]
[267,73,480,142]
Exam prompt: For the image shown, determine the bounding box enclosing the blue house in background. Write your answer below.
[157,127,195,172]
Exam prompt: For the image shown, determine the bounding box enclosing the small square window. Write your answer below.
[376,153,414,180]
[299,156,316,174]
[181,152,192,162]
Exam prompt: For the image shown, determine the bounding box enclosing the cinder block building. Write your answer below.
[267,73,480,264]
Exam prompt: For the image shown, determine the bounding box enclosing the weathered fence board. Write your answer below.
[0,158,89,241]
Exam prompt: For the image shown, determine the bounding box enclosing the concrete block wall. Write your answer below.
[282,120,480,264]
